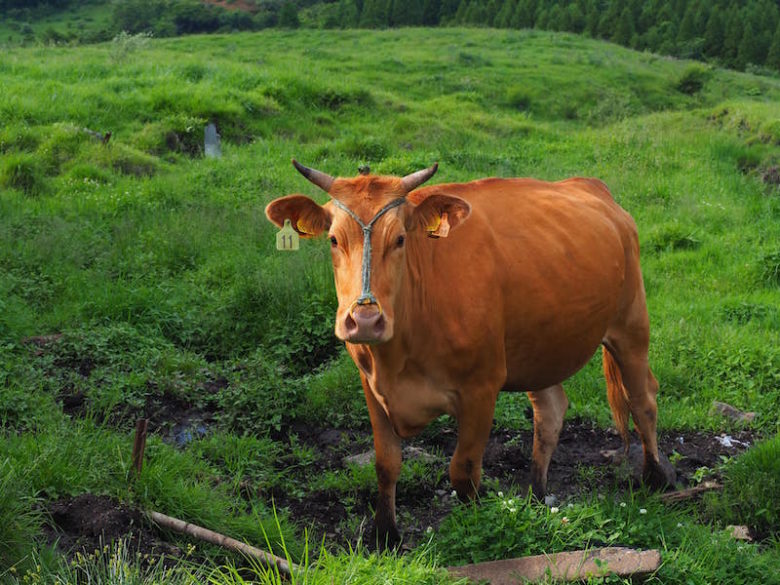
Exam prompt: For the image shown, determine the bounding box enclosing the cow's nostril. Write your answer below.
[374,314,386,335]
[345,312,358,335]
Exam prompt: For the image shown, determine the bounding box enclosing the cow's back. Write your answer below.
[411,177,637,391]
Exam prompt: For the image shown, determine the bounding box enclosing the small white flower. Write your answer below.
[451,490,457,498]
[509,507,517,513]
[425,526,433,534]
[677,523,683,528]
[550,506,559,514]
[497,491,504,498]
[620,502,627,508]
[639,508,647,515]
[561,516,569,524]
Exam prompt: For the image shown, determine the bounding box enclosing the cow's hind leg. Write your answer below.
[526,384,568,498]
[603,334,676,489]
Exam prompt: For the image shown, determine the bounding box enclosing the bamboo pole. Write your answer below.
[148,511,297,577]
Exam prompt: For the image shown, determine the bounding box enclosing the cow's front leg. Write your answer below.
[360,374,402,549]
[450,389,499,501]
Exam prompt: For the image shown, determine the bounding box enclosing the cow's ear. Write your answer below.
[265,195,331,237]
[410,193,471,238]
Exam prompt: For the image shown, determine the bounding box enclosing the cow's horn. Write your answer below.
[401,163,439,193]
[292,159,334,193]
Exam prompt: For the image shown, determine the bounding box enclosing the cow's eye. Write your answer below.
[330,236,338,248]
[396,235,406,248]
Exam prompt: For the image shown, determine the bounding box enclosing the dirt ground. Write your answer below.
[44,418,755,561]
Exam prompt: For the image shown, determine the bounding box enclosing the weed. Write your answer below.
[707,433,780,539]
[675,64,711,95]
[759,249,780,287]
[0,152,47,195]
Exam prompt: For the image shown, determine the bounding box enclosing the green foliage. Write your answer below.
[676,64,712,95]
[0,152,47,195]
[707,434,780,539]
[0,26,779,583]
[0,460,44,574]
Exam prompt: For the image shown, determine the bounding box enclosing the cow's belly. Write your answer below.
[502,326,606,391]
[501,258,623,391]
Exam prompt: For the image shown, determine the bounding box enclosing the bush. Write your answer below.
[676,64,712,95]
[708,434,780,539]
[0,152,47,196]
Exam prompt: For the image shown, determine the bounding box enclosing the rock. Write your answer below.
[710,401,756,423]
[402,446,438,463]
[342,445,439,467]
[343,450,374,467]
[726,525,752,541]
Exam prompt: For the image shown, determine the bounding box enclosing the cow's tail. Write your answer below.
[602,345,630,449]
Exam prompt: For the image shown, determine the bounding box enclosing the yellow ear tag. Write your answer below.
[427,212,450,238]
[276,219,300,251]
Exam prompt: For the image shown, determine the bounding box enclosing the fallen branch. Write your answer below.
[148,511,298,577]
[660,480,722,503]
[448,547,661,584]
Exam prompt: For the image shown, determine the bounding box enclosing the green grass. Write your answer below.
[0,27,779,583]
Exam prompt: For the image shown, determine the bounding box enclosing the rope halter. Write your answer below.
[330,196,407,316]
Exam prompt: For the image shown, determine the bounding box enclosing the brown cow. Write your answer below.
[266,161,676,546]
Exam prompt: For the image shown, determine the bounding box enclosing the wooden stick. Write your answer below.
[448,547,661,584]
[660,481,722,503]
[148,511,297,577]
[131,419,148,477]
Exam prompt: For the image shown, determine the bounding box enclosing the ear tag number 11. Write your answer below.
[276,219,300,251]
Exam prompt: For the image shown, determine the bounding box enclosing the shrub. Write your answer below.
[0,460,42,573]
[708,434,780,539]
[0,152,47,196]
[759,249,780,287]
[505,85,532,111]
[676,64,712,95]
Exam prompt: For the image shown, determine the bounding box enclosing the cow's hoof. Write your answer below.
[643,452,677,491]
[369,521,401,551]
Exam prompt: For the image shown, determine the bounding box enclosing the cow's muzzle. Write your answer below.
[344,302,386,343]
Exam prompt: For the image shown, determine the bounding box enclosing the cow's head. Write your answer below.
[265,160,471,344]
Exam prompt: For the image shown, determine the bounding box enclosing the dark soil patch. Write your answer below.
[44,494,182,566]
[268,419,757,550]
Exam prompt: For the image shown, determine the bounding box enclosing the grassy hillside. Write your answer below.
[1,28,779,583]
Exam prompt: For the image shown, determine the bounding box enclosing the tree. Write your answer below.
[494,0,517,28]
[390,0,423,26]
[676,2,698,45]
[722,3,743,66]
[767,21,780,71]
[568,2,586,34]
[439,0,460,23]
[703,6,724,59]
[612,6,634,46]
[360,0,389,27]
[278,2,300,28]
[598,0,623,40]
[422,0,442,25]
[337,0,360,28]
[512,0,536,29]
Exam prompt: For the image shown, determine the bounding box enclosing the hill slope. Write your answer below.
[0,28,779,582]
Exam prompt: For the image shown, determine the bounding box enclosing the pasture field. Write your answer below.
[1,28,779,583]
